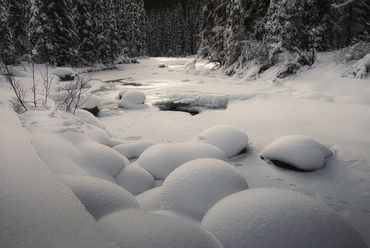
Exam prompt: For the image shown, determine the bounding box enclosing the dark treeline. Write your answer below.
[144,0,205,57]
[0,0,146,66]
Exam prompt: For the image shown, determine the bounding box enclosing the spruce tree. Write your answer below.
[0,0,16,65]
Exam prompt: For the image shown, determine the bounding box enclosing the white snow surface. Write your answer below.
[161,158,248,220]
[193,125,249,158]
[74,109,106,130]
[97,209,224,248]
[202,188,367,248]
[115,164,155,195]
[59,175,139,220]
[118,91,148,109]
[81,95,101,109]
[260,135,333,171]
[137,142,227,179]
[113,140,156,159]
[53,67,75,78]
[136,186,163,211]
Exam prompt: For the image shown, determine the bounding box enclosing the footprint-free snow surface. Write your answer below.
[1,56,370,247]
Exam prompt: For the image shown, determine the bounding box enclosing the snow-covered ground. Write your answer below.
[1,54,370,247]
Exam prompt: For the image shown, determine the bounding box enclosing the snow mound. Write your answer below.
[80,142,130,182]
[343,54,370,79]
[81,95,101,109]
[115,164,155,195]
[260,135,333,171]
[137,142,227,180]
[136,186,162,211]
[74,109,106,130]
[59,175,139,220]
[118,91,148,109]
[53,67,76,80]
[161,158,248,220]
[193,125,249,158]
[98,210,223,248]
[114,140,156,159]
[108,138,124,147]
[202,188,367,248]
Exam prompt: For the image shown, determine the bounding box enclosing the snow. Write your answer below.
[202,188,367,248]
[97,210,224,248]
[59,175,139,220]
[53,67,75,79]
[113,140,156,159]
[118,91,148,109]
[115,164,155,195]
[137,142,227,180]
[343,54,370,79]
[136,186,163,211]
[74,109,106,130]
[81,95,101,109]
[260,135,333,171]
[193,125,249,158]
[160,158,248,220]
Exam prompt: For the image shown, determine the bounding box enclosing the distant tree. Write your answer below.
[0,0,16,65]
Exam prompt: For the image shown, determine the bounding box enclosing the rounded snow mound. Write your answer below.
[202,188,367,248]
[74,109,106,130]
[97,209,223,248]
[161,158,248,220]
[260,135,333,171]
[114,140,156,159]
[118,91,148,109]
[136,186,162,211]
[137,142,227,180]
[81,95,101,109]
[53,67,75,80]
[115,164,155,195]
[193,125,249,158]
[59,175,139,220]
[80,142,130,182]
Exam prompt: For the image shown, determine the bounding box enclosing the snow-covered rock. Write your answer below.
[80,142,130,182]
[137,142,227,180]
[115,164,155,195]
[193,125,249,158]
[161,158,248,220]
[118,91,148,109]
[202,188,367,248]
[53,67,76,81]
[97,210,224,248]
[260,135,333,171]
[81,95,101,109]
[74,109,106,130]
[114,140,156,159]
[136,186,162,211]
[59,175,139,220]
[343,54,370,79]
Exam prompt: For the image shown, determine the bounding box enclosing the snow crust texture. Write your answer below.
[59,175,139,220]
[137,142,227,179]
[202,188,367,248]
[260,135,333,171]
[161,158,248,220]
[193,125,249,158]
[98,210,224,248]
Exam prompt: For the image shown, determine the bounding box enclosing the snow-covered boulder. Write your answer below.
[193,125,249,158]
[343,54,370,79]
[260,135,333,171]
[118,91,148,109]
[115,164,155,195]
[53,67,76,81]
[81,95,101,116]
[136,186,162,211]
[74,109,106,130]
[160,158,248,220]
[59,175,139,220]
[97,210,224,248]
[137,142,227,180]
[202,188,367,248]
[80,142,130,182]
[114,140,156,159]
[158,64,166,68]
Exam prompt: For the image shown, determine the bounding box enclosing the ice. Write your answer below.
[202,188,367,248]
[97,209,224,248]
[113,140,156,159]
[160,158,248,220]
[193,125,249,158]
[260,135,333,171]
[115,164,155,195]
[136,186,162,211]
[59,175,139,220]
[137,142,227,180]
[80,141,129,182]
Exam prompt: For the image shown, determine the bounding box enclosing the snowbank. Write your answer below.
[118,91,148,109]
[59,175,139,220]
[161,158,248,220]
[136,186,162,211]
[75,109,106,130]
[113,140,156,159]
[193,125,249,158]
[343,54,370,79]
[0,108,118,248]
[202,188,367,248]
[260,135,333,171]
[97,210,224,248]
[115,164,155,195]
[137,142,227,179]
